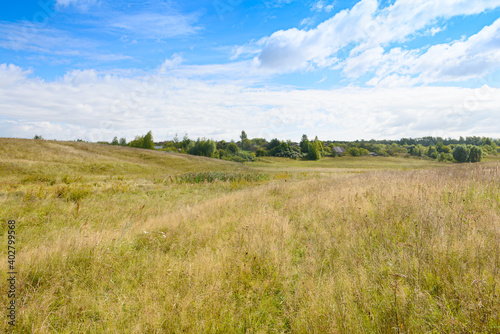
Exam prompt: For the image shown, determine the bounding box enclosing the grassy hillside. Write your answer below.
[1,138,499,333]
[0,138,251,177]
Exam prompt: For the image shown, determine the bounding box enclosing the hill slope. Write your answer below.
[0,138,249,177]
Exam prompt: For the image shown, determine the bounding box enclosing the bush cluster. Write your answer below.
[103,131,495,164]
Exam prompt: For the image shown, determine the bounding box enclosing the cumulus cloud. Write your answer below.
[257,0,377,71]
[0,64,33,87]
[361,17,500,85]
[251,0,500,79]
[1,63,500,141]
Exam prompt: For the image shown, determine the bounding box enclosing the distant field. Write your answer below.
[1,138,499,333]
[248,155,447,173]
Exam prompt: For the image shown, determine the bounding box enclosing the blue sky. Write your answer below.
[1,0,500,142]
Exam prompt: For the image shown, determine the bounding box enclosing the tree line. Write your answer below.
[97,131,500,164]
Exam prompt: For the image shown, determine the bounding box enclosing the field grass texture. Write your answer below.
[1,138,499,333]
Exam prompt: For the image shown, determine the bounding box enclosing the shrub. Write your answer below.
[387,143,407,156]
[143,131,154,150]
[307,141,322,160]
[227,143,239,154]
[427,146,437,158]
[453,145,470,163]
[187,138,217,157]
[348,147,360,156]
[300,135,309,153]
[468,146,482,163]
[256,149,266,157]
[128,136,144,148]
[128,131,154,150]
[267,138,281,151]
[438,153,453,162]
[271,142,305,159]
[359,148,370,156]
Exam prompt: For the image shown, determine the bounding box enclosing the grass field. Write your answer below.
[1,138,499,333]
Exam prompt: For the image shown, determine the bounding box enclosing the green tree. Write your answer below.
[348,147,360,156]
[128,135,144,148]
[241,139,251,151]
[387,143,407,156]
[307,141,322,160]
[227,142,239,154]
[256,148,266,157]
[188,138,216,157]
[268,138,281,151]
[111,137,119,145]
[119,138,127,146]
[427,146,437,158]
[216,140,226,150]
[300,134,309,153]
[180,134,191,152]
[240,131,248,149]
[143,131,154,150]
[427,146,438,159]
[359,148,370,155]
[34,135,43,140]
[240,130,248,141]
[468,146,482,163]
[453,145,470,163]
[436,142,445,153]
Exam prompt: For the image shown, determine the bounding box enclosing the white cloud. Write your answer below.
[107,12,201,39]
[0,64,33,87]
[300,17,315,27]
[55,0,97,11]
[264,0,294,8]
[159,53,185,73]
[0,22,91,54]
[257,0,377,71]
[361,17,500,85]
[252,0,500,76]
[230,43,262,61]
[425,25,446,36]
[157,54,266,83]
[311,1,334,13]
[0,22,131,61]
[1,63,500,141]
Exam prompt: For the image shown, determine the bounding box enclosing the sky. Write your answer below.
[1,0,500,142]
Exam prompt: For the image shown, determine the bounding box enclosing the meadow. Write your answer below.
[1,138,499,333]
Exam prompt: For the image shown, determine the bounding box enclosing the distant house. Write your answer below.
[369,152,378,156]
[332,147,346,155]
[154,145,163,150]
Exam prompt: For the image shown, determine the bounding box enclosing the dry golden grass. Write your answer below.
[1,139,499,333]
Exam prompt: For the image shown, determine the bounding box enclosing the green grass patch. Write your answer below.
[175,171,270,184]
